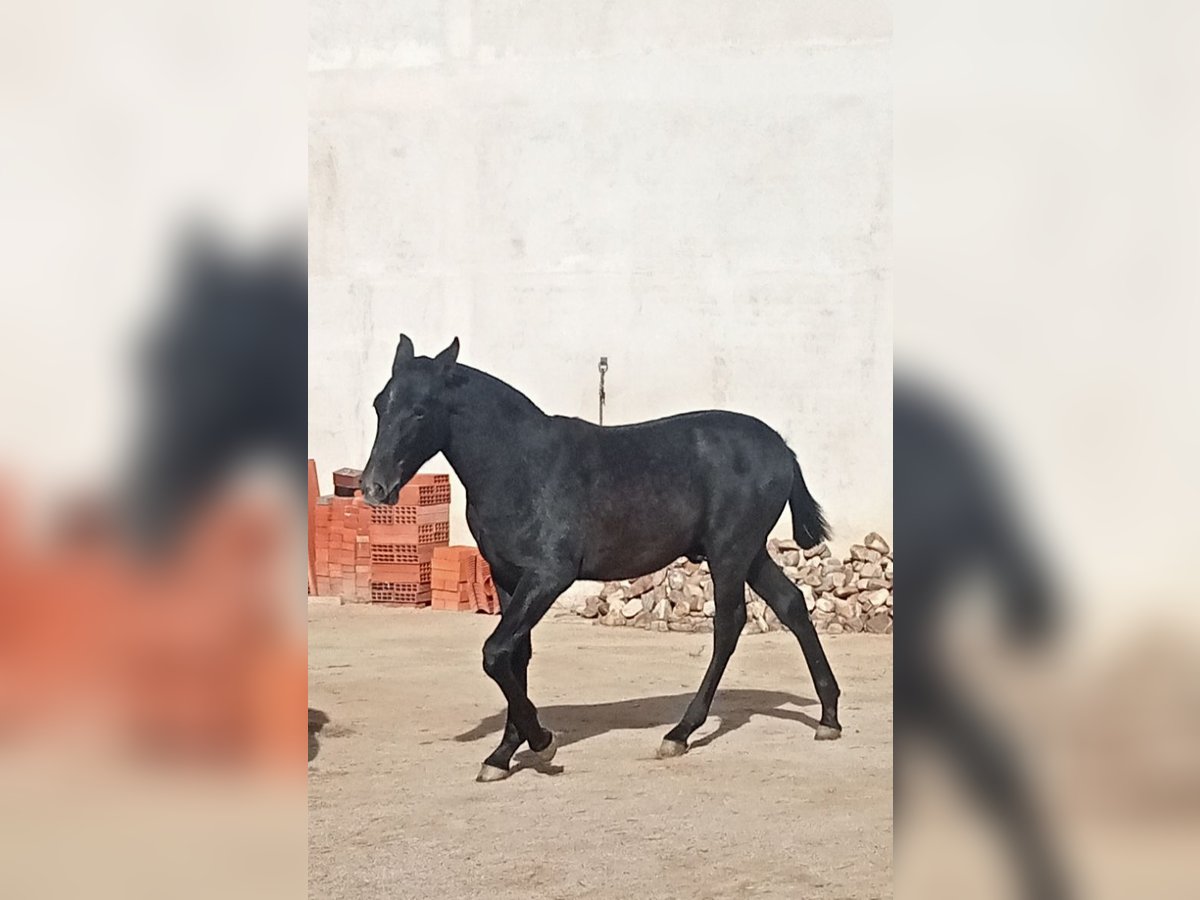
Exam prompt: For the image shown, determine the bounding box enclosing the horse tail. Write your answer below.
[789,452,830,549]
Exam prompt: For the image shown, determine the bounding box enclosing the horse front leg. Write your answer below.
[481,633,531,772]
[476,567,572,782]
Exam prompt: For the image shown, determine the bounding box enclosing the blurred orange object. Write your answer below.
[0,481,305,777]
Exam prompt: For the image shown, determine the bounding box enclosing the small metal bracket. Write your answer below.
[598,356,608,425]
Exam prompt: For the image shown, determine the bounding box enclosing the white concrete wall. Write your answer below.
[309,1,892,550]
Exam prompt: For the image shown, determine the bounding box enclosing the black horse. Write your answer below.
[362,335,842,782]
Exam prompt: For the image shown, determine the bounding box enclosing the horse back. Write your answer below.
[562,411,794,579]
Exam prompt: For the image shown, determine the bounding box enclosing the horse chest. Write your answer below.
[464,502,517,567]
[465,497,577,577]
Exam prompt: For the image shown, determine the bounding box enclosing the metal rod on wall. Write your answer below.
[598,356,608,425]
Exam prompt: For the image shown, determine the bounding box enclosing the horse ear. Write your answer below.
[393,334,415,375]
[434,337,459,372]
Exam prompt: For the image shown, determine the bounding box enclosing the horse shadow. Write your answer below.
[309,708,330,762]
[453,688,820,763]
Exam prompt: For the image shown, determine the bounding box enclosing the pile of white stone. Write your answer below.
[563,533,892,636]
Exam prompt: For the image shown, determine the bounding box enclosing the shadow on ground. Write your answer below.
[309,708,330,762]
[454,689,820,757]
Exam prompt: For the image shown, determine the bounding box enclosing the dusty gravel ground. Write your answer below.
[309,603,892,900]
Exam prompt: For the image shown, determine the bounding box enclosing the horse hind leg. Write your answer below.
[747,548,841,737]
[658,558,750,757]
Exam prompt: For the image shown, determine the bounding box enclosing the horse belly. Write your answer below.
[579,502,702,582]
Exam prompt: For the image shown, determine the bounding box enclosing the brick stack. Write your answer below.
[313,493,372,601]
[331,467,363,497]
[366,474,450,607]
[430,547,475,611]
[431,546,500,614]
[310,470,451,607]
[474,557,500,614]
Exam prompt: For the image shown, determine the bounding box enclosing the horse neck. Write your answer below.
[442,366,546,493]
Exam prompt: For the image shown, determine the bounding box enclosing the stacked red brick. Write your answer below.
[313,493,371,601]
[366,474,450,607]
[311,470,450,606]
[431,546,500,613]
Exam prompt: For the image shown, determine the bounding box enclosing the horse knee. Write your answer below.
[482,639,512,680]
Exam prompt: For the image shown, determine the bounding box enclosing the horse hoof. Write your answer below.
[656,739,688,758]
[532,731,558,764]
[814,725,842,741]
[476,764,510,783]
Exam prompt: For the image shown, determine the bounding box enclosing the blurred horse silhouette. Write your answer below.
[114,222,310,765]
[896,375,1068,900]
[122,223,307,549]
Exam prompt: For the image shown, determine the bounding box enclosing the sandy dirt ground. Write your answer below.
[309,603,892,900]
